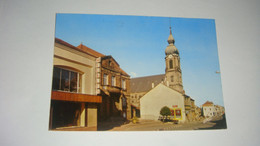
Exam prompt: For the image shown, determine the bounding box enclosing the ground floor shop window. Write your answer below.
[50,101,83,129]
[170,108,182,120]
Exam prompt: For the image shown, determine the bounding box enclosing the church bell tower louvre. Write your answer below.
[164,26,185,94]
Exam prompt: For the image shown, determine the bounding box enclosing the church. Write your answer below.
[130,27,196,123]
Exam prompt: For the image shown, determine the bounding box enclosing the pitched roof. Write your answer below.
[55,38,97,58]
[55,38,129,77]
[101,55,129,76]
[202,101,214,107]
[77,43,105,57]
[130,74,165,93]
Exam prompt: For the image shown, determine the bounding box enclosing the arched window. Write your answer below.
[169,59,173,69]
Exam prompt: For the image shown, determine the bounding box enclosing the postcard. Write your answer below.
[49,14,226,131]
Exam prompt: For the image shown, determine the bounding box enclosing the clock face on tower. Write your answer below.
[168,55,173,58]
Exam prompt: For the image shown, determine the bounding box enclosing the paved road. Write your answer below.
[108,120,214,131]
[52,115,226,131]
[108,116,226,131]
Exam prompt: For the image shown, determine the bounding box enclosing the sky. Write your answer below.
[55,13,224,107]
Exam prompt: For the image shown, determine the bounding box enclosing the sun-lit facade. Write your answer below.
[49,38,102,130]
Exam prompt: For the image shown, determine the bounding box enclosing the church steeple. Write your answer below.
[167,26,175,44]
[165,27,179,56]
[164,26,184,94]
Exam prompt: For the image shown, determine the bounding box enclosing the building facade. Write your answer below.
[140,83,186,123]
[77,44,131,121]
[184,95,197,122]
[202,101,225,118]
[130,74,165,118]
[201,101,215,118]
[49,38,102,130]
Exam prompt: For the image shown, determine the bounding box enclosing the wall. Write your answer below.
[54,44,96,95]
[140,83,186,123]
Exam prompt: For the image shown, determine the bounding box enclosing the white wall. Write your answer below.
[140,84,186,122]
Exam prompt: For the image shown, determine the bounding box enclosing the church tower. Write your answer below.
[165,27,185,94]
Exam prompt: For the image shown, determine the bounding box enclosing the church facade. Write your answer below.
[131,27,197,122]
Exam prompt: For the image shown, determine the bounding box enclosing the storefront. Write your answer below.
[49,38,101,131]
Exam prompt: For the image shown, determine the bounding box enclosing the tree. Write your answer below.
[160,106,171,122]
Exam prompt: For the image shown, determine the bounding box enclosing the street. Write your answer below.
[105,115,227,131]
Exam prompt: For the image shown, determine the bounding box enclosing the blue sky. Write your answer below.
[55,13,224,107]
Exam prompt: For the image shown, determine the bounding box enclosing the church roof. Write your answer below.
[130,74,165,93]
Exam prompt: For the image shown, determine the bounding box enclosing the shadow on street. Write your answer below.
[97,117,129,131]
[198,114,227,130]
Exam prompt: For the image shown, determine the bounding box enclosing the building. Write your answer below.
[201,101,225,118]
[131,27,193,123]
[130,74,165,117]
[77,44,131,121]
[140,83,186,122]
[215,105,225,116]
[195,106,203,120]
[184,95,197,122]
[49,38,102,130]
[164,27,185,94]
[201,101,215,118]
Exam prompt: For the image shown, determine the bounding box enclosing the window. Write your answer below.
[122,79,126,90]
[111,76,116,86]
[52,67,81,92]
[122,97,127,107]
[169,59,173,69]
[175,109,181,116]
[103,74,108,85]
[171,76,174,82]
